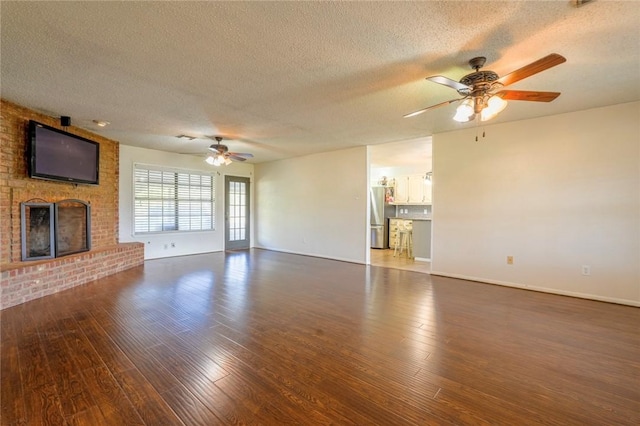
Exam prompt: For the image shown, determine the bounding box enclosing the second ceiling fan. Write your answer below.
[405,53,566,122]
[205,136,253,166]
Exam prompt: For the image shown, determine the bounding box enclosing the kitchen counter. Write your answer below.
[388,218,431,260]
[410,220,431,260]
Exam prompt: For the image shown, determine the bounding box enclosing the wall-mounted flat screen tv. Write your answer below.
[28,120,100,185]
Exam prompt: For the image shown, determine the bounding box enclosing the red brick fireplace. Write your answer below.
[1,100,144,309]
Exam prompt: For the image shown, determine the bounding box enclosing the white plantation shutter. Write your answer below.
[134,165,215,234]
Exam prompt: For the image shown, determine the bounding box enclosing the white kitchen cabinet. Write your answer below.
[388,218,401,248]
[422,177,432,204]
[392,174,431,205]
[392,176,409,204]
[408,175,425,203]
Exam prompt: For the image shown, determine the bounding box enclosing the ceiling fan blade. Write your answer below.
[404,98,462,118]
[426,75,471,92]
[497,53,566,87]
[496,90,561,102]
[227,154,248,162]
[229,152,253,158]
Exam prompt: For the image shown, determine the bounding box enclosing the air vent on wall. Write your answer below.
[574,0,594,7]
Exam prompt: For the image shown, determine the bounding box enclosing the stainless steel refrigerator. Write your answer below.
[370,187,395,249]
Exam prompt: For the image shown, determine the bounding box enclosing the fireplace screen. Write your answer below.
[20,199,91,261]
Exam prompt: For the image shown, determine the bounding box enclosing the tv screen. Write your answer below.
[28,121,99,185]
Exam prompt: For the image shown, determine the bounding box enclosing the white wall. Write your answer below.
[119,145,254,259]
[254,146,369,264]
[432,102,640,306]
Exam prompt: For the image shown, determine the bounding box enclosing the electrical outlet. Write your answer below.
[163,244,168,249]
[507,256,514,265]
[171,242,175,248]
[582,265,591,276]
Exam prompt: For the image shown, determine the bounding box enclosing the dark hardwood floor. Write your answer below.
[2,249,639,425]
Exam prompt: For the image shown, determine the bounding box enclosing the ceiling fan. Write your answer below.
[404,53,566,122]
[205,136,254,166]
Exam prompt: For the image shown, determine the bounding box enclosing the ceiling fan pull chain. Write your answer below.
[474,127,487,142]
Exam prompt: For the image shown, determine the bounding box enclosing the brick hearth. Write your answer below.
[1,243,143,309]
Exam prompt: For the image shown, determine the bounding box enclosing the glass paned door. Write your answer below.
[225,176,250,250]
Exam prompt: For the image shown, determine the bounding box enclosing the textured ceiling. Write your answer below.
[2,1,638,164]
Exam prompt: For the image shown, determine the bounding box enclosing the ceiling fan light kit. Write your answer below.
[406,53,566,123]
[452,98,475,122]
[205,153,232,166]
[480,95,508,121]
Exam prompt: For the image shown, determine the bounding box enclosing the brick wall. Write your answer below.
[1,99,143,309]
[1,99,119,263]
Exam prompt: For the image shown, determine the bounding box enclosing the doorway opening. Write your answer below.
[368,138,432,274]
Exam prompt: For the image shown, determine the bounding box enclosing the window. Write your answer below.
[134,165,215,234]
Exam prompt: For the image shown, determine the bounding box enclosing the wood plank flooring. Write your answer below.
[2,249,639,425]
[370,248,431,274]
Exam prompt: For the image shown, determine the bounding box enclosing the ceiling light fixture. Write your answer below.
[92,120,110,127]
[480,95,508,121]
[453,98,475,122]
[453,94,508,123]
[204,152,232,167]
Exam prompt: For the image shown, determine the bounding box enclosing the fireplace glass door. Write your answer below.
[21,202,55,260]
[55,199,91,257]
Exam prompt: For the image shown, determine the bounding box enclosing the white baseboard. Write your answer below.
[430,270,640,307]
[254,245,366,265]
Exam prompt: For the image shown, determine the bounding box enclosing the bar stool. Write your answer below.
[402,221,414,258]
[394,221,413,258]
